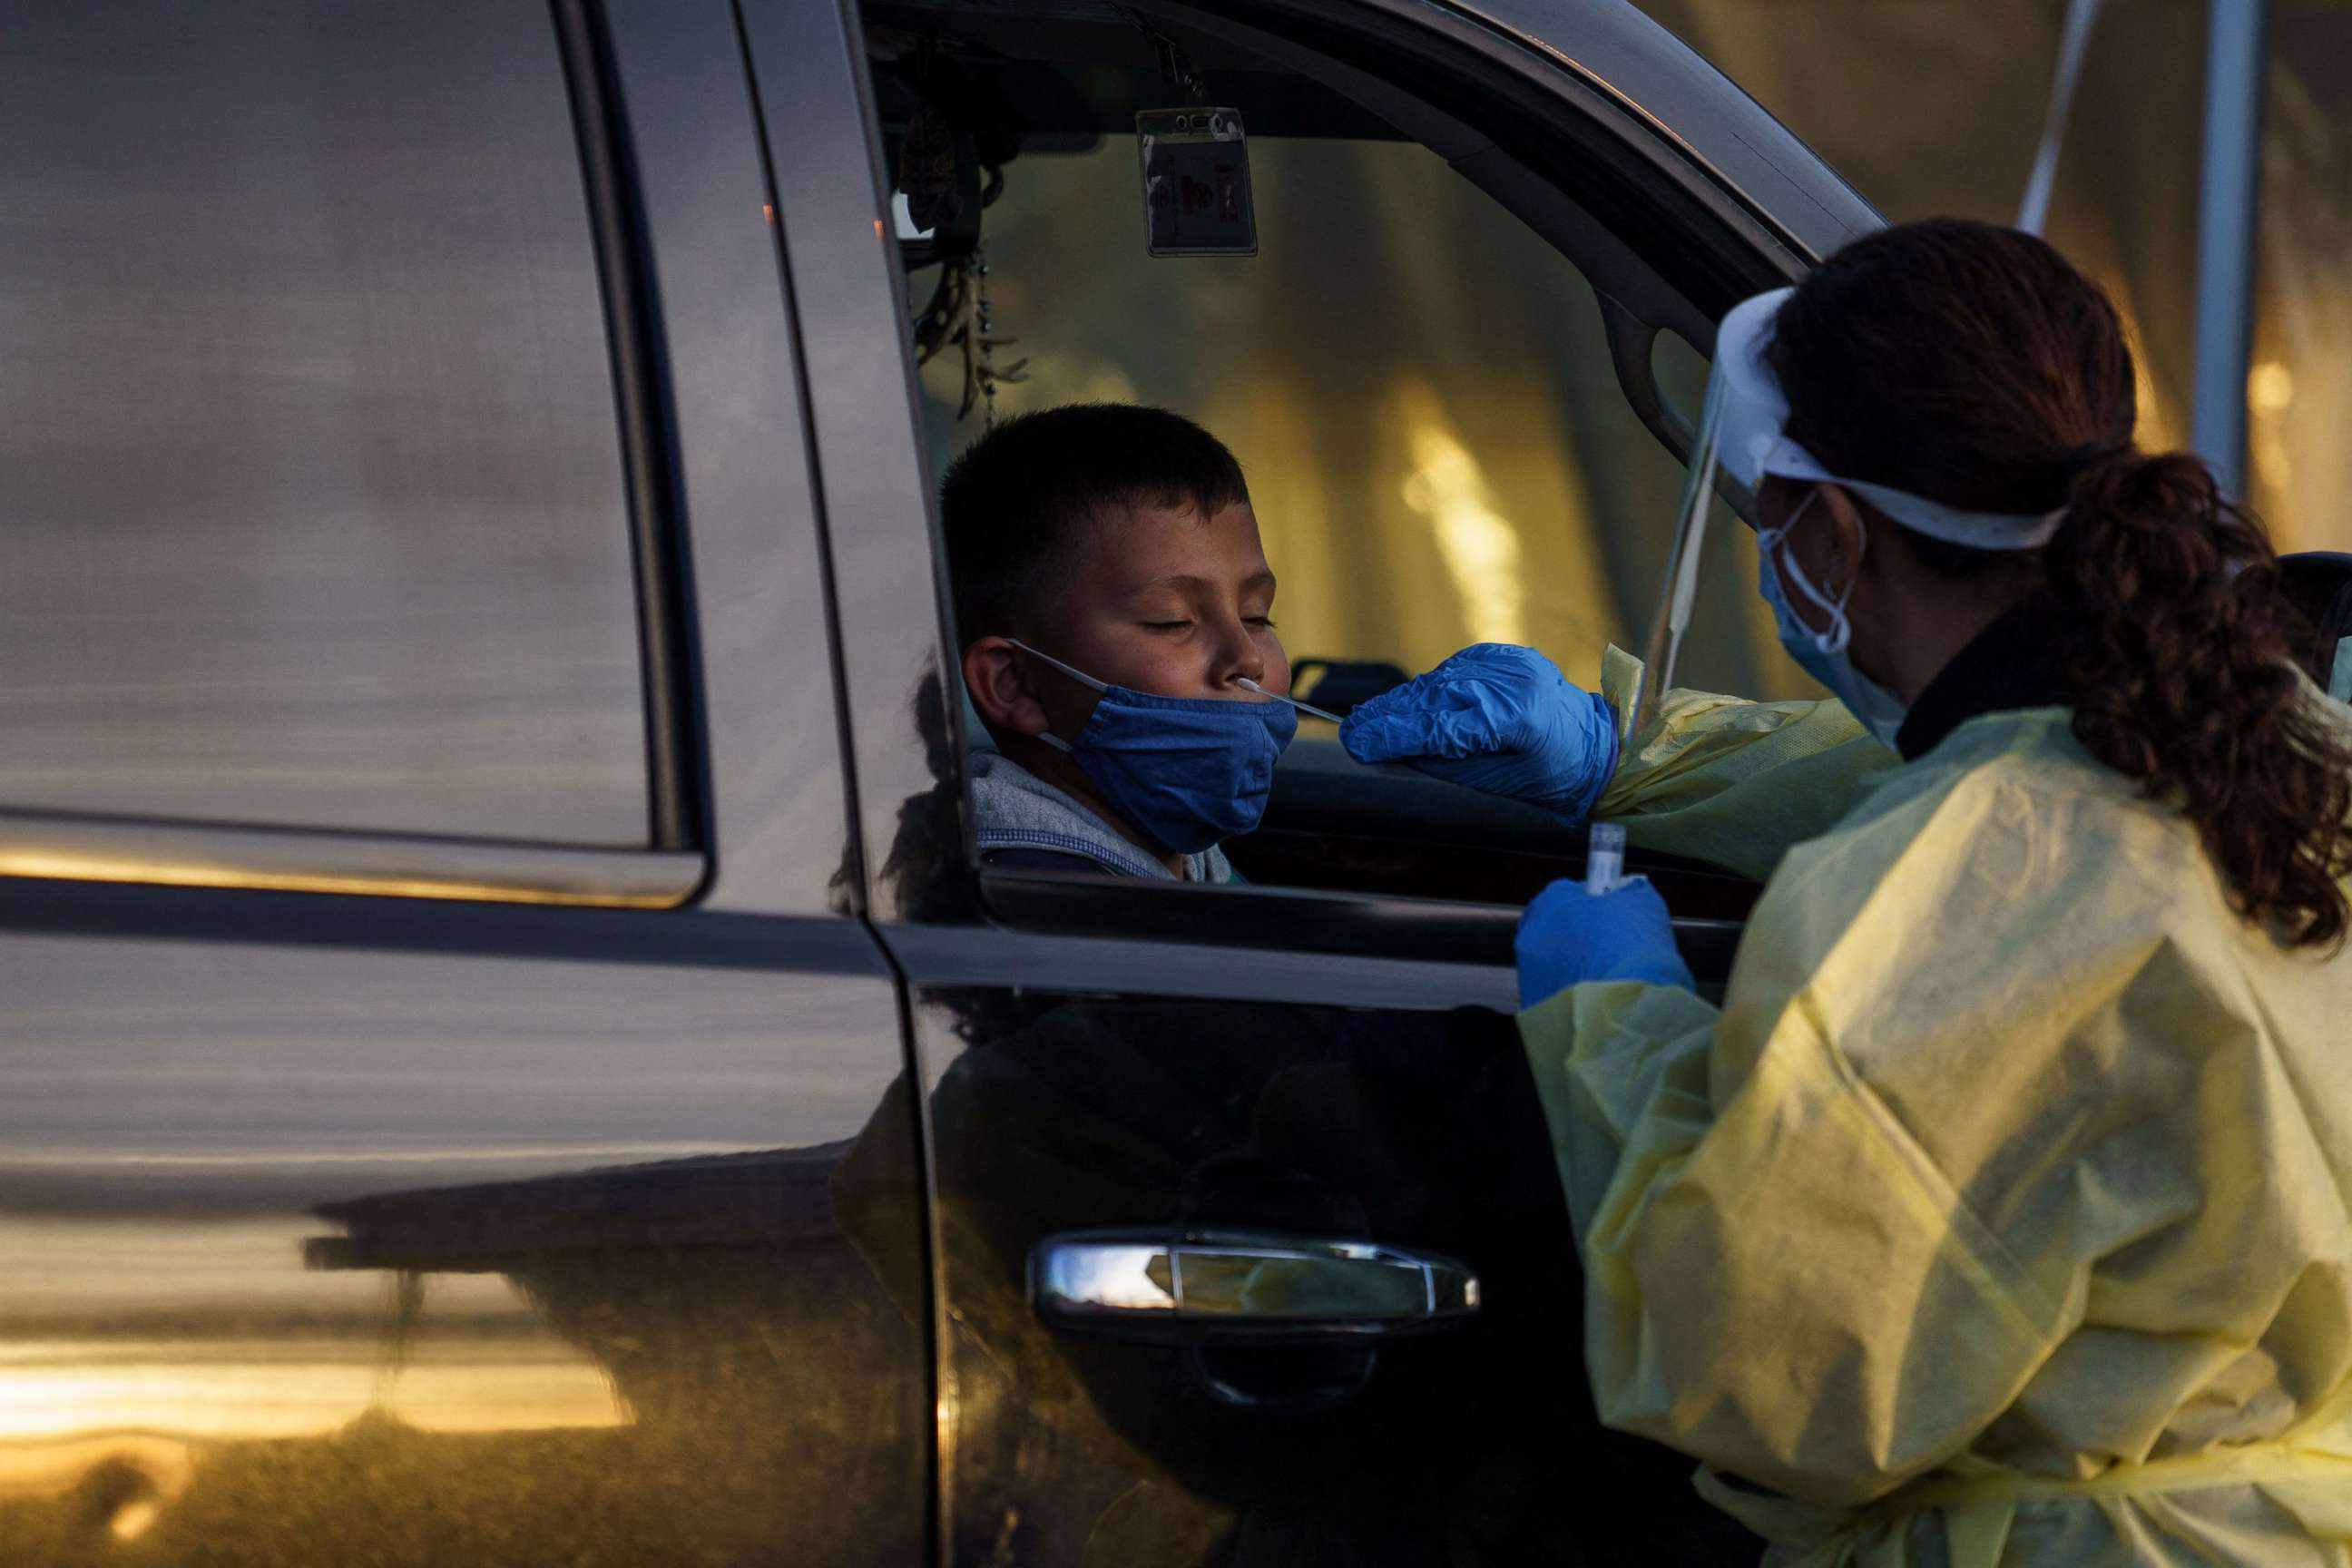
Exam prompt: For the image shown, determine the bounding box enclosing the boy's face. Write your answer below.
[965,498,1290,742]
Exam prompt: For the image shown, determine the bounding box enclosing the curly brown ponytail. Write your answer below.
[2046,450,2352,946]
[1769,219,2352,949]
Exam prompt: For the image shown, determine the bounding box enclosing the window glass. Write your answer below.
[919,133,1794,703]
[0,2,652,843]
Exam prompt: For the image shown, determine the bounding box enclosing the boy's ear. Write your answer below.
[963,636,1054,736]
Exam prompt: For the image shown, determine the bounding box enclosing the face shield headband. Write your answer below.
[1626,286,2068,735]
[1708,287,2069,548]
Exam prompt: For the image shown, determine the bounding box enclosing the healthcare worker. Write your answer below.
[1500,220,2352,1565]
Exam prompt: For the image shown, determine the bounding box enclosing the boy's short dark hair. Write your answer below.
[939,403,1250,643]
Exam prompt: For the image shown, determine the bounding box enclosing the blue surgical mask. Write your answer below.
[1756,494,1909,748]
[1004,640,1298,854]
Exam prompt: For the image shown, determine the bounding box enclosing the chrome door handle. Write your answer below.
[1031,1229,1479,1342]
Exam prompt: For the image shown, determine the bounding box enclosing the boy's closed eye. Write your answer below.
[1138,614,1277,632]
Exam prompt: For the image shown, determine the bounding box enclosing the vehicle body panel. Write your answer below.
[0,4,927,1563]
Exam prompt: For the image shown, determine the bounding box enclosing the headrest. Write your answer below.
[2279,552,2352,699]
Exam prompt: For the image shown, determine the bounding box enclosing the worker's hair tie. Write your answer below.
[2061,437,2134,478]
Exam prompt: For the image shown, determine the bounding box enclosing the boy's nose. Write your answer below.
[1213,622,1266,692]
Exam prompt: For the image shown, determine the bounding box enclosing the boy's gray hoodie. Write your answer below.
[967,750,1233,883]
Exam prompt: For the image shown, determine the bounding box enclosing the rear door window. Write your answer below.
[0,1,651,845]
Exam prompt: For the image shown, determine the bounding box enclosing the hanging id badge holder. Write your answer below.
[1136,107,1257,257]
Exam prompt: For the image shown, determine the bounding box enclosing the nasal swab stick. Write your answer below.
[1234,677,1345,724]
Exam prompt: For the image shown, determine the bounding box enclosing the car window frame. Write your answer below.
[761,0,1847,958]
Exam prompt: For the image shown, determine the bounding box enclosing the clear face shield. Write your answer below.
[1623,288,2067,739]
[1626,289,1794,738]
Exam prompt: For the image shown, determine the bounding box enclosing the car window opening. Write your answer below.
[863,0,1791,920]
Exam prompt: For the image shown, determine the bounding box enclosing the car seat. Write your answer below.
[2280,552,2352,699]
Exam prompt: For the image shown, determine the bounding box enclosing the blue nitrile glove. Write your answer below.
[1338,643,1620,824]
[1514,876,1695,1010]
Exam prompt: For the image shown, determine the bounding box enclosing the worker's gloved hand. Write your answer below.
[1515,877,1694,1010]
[1338,643,1620,824]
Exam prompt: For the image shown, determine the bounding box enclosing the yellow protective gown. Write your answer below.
[1521,701,2352,1567]
[1589,647,1900,882]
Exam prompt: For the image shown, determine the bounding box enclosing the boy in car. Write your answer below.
[946,402,1893,887]
[946,403,1291,881]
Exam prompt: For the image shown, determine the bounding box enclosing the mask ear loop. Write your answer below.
[1002,637,1107,753]
[1004,637,1111,694]
[1759,488,1861,656]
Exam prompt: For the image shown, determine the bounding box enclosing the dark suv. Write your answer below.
[0,1,2013,1563]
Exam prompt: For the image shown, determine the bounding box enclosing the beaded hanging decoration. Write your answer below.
[913,244,1026,424]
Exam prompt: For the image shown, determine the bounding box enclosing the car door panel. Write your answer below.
[893,970,1760,1565]
[0,3,932,1563]
[0,909,925,1565]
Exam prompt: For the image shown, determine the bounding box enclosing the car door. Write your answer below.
[746,0,1875,1561]
[0,5,926,1563]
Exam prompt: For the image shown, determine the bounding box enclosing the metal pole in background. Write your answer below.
[2190,0,2268,496]
[2015,0,2104,236]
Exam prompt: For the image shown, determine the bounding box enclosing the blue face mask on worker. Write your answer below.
[1755,491,1910,747]
[1691,287,2065,750]
[1004,640,1298,854]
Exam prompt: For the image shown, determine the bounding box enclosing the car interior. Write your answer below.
[863,0,1787,951]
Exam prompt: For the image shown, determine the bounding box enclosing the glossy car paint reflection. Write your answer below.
[906,987,1460,1563]
[601,0,858,916]
[0,0,652,845]
[0,923,926,1564]
[0,1219,625,1445]
[739,0,967,925]
[904,981,1767,1566]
